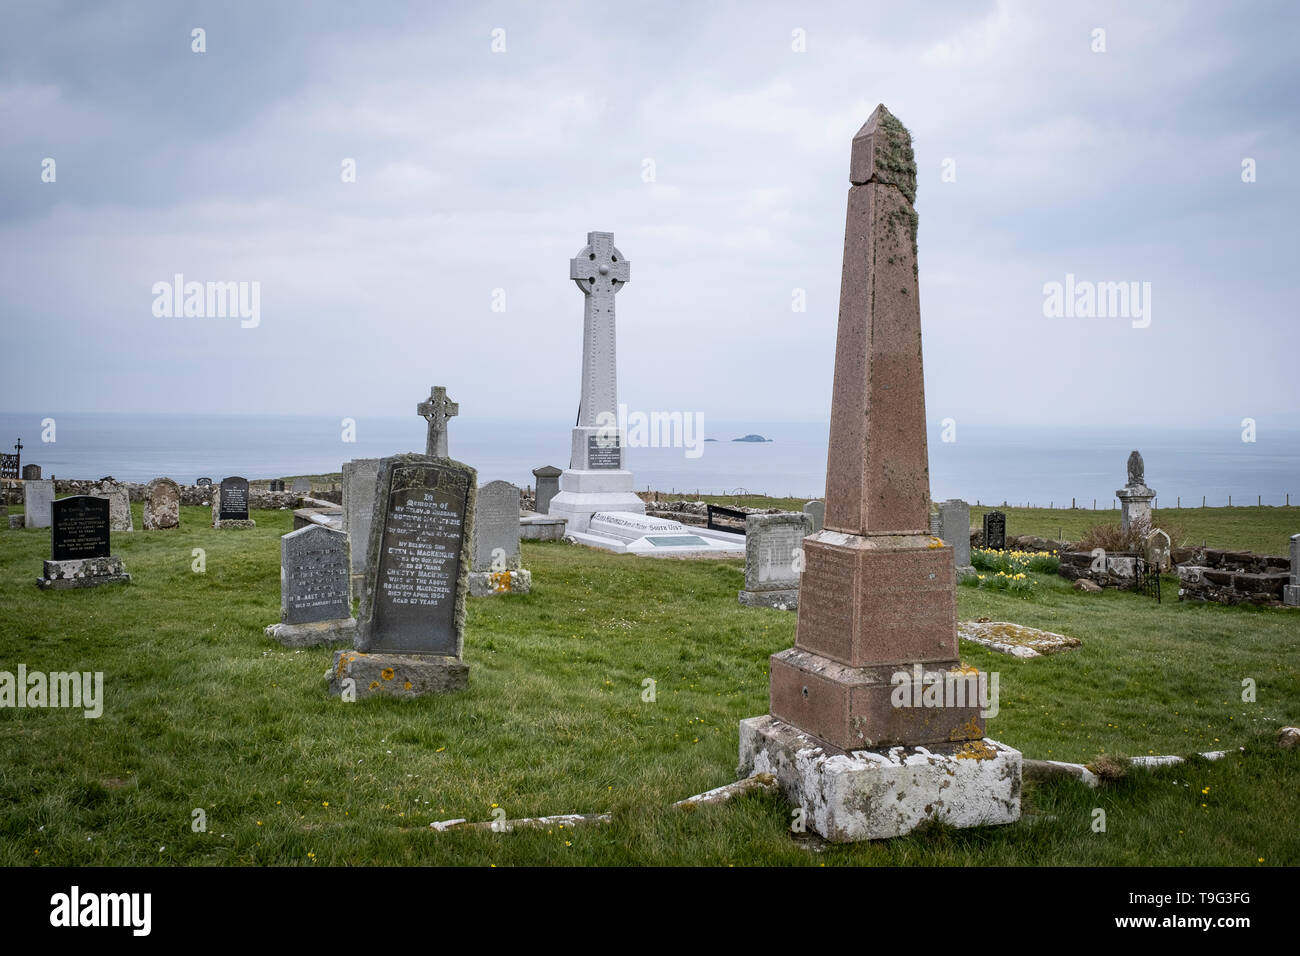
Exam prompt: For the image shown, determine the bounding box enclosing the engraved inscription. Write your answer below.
[587,434,621,469]
[51,496,110,561]
[794,544,856,660]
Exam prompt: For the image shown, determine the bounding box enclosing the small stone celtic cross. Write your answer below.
[417,386,459,458]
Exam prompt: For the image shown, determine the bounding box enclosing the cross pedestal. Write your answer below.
[547,231,645,534]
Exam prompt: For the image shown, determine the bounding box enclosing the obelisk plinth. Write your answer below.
[739,105,1022,841]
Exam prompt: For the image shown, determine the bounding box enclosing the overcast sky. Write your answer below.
[3,1,1296,430]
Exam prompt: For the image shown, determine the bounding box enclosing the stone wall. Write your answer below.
[38,479,303,510]
[1176,548,1290,607]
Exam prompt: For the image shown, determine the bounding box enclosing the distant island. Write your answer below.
[732,434,772,443]
[704,438,718,442]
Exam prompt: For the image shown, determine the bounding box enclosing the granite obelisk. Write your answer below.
[739,105,1021,842]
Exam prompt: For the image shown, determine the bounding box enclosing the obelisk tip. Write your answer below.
[849,103,916,202]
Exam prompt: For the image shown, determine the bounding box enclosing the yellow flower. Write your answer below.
[381,668,395,681]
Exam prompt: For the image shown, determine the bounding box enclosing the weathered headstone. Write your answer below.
[1144,528,1172,573]
[342,458,380,580]
[89,478,133,532]
[546,231,646,533]
[939,499,973,574]
[212,476,255,529]
[1117,449,1156,531]
[327,454,476,698]
[1284,534,1299,607]
[739,105,1020,842]
[803,500,825,534]
[469,480,531,596]
[24,478,55,529]
[417,385,459,458]
[196,477,212,487]
[292,477,311,494]
[266,525,355,647]
[983,510,1006,551]
[738,512,812,610]
[143,477,181,530]
[532,464,562,515]
[36,496,130,589]
[21,464,40,480]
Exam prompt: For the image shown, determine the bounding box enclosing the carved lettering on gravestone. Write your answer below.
[282,526,350,625]
[219,477,250,520]
[587,434,621,470]
[755,523,805,587]
[472,481,522,572]
[369,462,471,655]
[51,496,110,561]
[197,477,212,487]
[983,511,1006,551]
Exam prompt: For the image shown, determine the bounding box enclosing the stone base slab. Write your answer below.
[1284,584,1299,607]
[739,588,799,610]
[266,617,356,648]
[468,568,532,596]
[36,556,131,590]
[520,514,566,541]
[738,714,1021,842]
[326,651,468,698]
[770,647,984,750]
[214,519,257,529]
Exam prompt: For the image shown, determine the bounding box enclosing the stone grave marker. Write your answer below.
[417,386,459,458]
[196,477,212,487]
[1117,449,1156,531]
[738,512,812,610]
[983,510,1006,551]
[1144,528,1172,572]
[143,477,181,530]
[327,454,476,698]
[89,478,133,532]
[21,464,40,480]
[469,480,531,596]
[939,499,973,575]
[342,458,380,580]
[292,477,311,493]
[24,478,55,529]
[803,500,825,533]
[738,104,1020,842]
[37,495,130,589]
[213,476,255,528]
[1279,532,1300,605]
[532,464,561,515]
[266,525,355,647]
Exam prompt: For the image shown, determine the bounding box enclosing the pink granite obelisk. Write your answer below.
[739,106,1021,841]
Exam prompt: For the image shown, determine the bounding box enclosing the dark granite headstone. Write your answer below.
[356,454,475,656]
[587,434,621,469]
[281,525,350,624]
[51,496,110,561]
[219,476,250,520]
[21,464,41,480]
[196,477,212,487]
[983,510,1006,551]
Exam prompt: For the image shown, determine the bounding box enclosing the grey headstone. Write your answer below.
[929,512,940,536]
[803,500,825,533]
[24,479,54,529]
[472,480,522,572]
[281,525,351,625]
[143,477,181,530]
[218,476,250,520]
[90,478,133,532]
[21,464,40,480]
[1290,533,1299,586]
[292,478,311,493]
[342,458,380,577]
[355,454,476,657]
[743,512,812,593]
[417,386,459,458]
[938,499,971,568]
[532,465,562,515]
[51,496,110,560]
[196,477,212,487]
[983,511,1006,551]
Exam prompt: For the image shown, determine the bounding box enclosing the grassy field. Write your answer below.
[1,502,1297,866]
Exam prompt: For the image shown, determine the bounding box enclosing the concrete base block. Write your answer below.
[265,617,356,648]
[326,651,468,698]
[1284,584,1300,607]
[468,568,532,596]
[520,514,566,541]
[214,519,257,529]
[36,556,131,590]
[738,714,1021,842]
[738,588,799,610]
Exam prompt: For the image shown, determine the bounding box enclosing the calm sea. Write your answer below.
[1,413,1297,508]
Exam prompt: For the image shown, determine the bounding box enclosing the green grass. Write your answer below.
[1,502,1297,866]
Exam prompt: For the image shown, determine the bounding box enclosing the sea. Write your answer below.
[1,412,1297,509]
